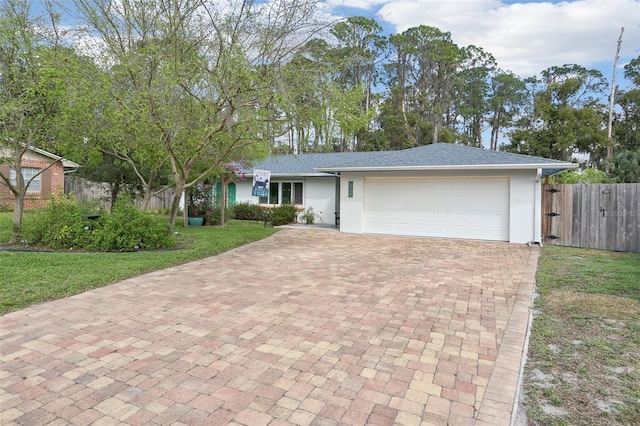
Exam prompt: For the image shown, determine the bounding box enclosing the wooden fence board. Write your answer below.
[563,185,573,246]
[64,176,174,211]
[542,183,640,253]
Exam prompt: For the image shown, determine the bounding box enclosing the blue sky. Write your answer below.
[327,0,640,87]
[37,0,640,88]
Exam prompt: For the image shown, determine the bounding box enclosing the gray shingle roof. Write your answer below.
[244,151,385,175]
[245,143,576,177]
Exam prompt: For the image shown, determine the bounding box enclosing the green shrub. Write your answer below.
[21,193,97,249]
[204,208,222,226]
[21,194,175,252]
[233,202,264,221]
[89,196,175,251]
[270,204,297,226]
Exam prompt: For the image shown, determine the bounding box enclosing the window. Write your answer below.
[293,182,303,205]
[268,182,278,204]
[9,167,41,192]
[259,181,303,205]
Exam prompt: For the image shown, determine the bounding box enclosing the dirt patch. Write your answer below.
[519,292,640,425]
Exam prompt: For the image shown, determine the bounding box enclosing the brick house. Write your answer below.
[0,146,80,210]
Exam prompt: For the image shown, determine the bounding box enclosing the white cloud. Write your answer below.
[372,0,640,78]
[327,0,389,9]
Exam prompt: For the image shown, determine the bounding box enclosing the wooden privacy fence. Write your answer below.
[64,176,174,211]
[542,183,639,253]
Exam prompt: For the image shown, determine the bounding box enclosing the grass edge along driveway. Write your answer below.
[521,245,640,425]
[0,212,278,315]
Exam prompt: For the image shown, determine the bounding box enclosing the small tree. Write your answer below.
[0,0,83,241]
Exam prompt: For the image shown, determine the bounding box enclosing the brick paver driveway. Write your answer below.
[1,230,539,425]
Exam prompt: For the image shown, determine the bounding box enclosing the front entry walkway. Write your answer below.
[1,230,538,425]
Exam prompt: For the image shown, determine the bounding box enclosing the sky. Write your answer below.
[36,0,640,87]
[327,0,640,86]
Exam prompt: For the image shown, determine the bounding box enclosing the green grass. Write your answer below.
[0,212,278,315]
[536,245,640,301]
[523,245,640,425]
[0,211,13,242]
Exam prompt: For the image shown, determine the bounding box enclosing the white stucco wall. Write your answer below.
[338,169,541,244]
[304,177,337,224]
[235,180,255,204]
[234,176,338,225]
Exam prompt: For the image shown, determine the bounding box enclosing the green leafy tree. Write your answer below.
[486,70,528,150]
[553,167,608,183]
[607,150,640,183]
[0,0,86,241]
[76,151,147,210]
[280,39,336,153]
[382,26,464,147]
[330,16,386,151]
[453,45,497,147]
[72,0,327,226]
[506,64,608,161]
[610,55,640,158]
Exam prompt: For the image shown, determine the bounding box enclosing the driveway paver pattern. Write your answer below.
[1,230,538,425]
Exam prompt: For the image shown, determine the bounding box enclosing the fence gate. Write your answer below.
[542,183,639,253]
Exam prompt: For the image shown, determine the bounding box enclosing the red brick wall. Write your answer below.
[0,160,65,210]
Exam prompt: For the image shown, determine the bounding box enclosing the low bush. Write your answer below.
[233,202,264,221]
[21,193,97,249]
[270,204,297,226]
[89,196,175,251]
[21,194,175,252]
[204,208,222,226]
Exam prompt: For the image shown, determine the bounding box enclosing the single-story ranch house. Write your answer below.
[231,143,577,244]
[0,146,80,210]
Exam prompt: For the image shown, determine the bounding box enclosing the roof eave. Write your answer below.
[314,163,579,173]
[244,172,336,178]
[23,145,81,169]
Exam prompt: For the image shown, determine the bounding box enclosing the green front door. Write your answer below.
[228,182,236,206]
[216,182,236,207]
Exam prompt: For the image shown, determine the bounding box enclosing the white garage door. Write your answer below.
[364,177,509,241]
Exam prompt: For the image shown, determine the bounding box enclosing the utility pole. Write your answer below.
[606,27,624,166]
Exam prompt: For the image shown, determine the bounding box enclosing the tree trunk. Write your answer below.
[109,181,121,212]
[139,170,158,211]
[220,176,229,226]
[490,111,502,150]
[9,164,27,243]
[168,180,185,229]
[11,193,25,243]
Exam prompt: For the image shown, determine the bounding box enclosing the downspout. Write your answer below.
[533,168,542,246]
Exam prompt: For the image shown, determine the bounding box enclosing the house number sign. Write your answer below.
[348,181,353,198]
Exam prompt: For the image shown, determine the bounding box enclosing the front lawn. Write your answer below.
[0,212,278,315]
[521,245,640,425]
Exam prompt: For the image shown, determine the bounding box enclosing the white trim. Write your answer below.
[314,163,578,173]
[246,173,331,178]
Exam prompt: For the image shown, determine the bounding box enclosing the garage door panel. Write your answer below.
[447,225,468,238]
[382,208,398,218]
[364,177,509,241]
[447,210,467,220]
[468,210,486,220]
